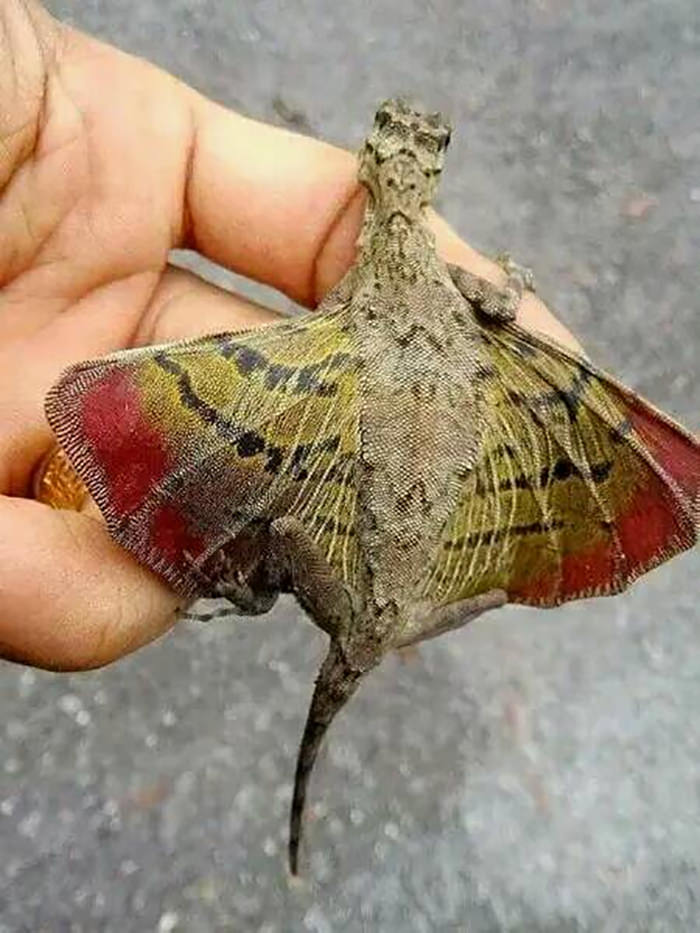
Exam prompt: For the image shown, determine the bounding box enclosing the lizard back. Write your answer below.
[352,219,483,629]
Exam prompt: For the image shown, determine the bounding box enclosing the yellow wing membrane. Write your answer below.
[426,322,699,607]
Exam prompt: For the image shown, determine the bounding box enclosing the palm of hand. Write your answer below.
[0,1,569,670]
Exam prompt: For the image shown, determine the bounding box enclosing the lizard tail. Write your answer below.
[289,640,365,874]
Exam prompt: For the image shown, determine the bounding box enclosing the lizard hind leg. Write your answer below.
[270,516,357,638]
[396,589,507,648]
[289,640,367,875]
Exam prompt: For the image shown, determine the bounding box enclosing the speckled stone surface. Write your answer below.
[2,2,699,930]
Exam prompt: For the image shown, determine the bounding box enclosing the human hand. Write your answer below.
[0,0,577,671]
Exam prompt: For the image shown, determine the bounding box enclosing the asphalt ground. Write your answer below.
[1,1,699,930]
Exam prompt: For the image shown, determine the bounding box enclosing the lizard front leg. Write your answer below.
[448,254,535,323]
[396,589,507,648]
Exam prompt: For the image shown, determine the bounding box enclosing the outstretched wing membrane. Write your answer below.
[46,310,363,597]
[426,322,699,607]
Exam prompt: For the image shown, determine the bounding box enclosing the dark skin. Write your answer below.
[0,0,578,672]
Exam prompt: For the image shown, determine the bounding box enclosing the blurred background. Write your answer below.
[1,1,699,930]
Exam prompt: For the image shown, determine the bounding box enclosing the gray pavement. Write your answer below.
[2,1,699,930]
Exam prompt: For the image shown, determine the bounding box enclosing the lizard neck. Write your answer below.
[357,208,437,280]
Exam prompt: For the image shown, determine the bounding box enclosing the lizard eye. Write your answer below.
[376,108,392,129]
[416,133,439,154]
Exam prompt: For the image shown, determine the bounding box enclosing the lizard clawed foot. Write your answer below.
[448,263,517,323]
[493,251,536,293]
[181,546,279,617]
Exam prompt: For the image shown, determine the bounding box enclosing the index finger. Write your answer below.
[185,96,361,306]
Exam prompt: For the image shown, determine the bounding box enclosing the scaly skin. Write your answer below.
[44,99,700,873]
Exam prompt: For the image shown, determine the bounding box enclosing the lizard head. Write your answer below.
[358,98,452,222]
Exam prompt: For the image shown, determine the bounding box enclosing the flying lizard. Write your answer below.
[43,99,700,874]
